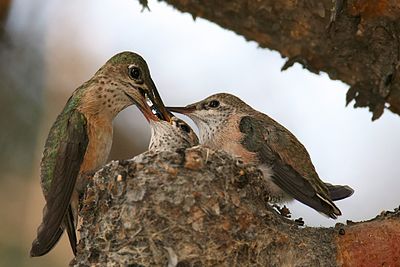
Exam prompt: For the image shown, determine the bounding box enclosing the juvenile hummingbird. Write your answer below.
[148,114,199,151]
[168,93,354,219]
[30,51,170,257]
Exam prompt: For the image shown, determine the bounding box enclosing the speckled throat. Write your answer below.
[149,120,198,151]
[188,111,232,147]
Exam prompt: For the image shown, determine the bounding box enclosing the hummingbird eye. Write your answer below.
[209,100,220,108]
[128,66,141,80]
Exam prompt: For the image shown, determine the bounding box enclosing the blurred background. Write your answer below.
[0,0,399,266]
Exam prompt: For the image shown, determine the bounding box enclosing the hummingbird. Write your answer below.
[30,51,170,257]
[148,114,199,151]
[168,93,354,219]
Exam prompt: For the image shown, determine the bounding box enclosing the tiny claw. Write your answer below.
[272,204,291,218]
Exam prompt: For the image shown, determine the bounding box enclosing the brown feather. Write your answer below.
[239,114,341,218]
[31,111,88,257]
[64,206,77,256]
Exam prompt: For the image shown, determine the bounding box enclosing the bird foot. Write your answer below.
[272,204,291,218]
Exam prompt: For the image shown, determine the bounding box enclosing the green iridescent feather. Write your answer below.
[40,86,87,196]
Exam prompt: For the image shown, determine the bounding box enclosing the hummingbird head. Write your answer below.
[167,93,252,143]
[88,51,170,122]
[149,116,199,151]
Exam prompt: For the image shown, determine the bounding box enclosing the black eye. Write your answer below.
[129,66,141,80]
[209,100,220,108]
[179,123,191,133]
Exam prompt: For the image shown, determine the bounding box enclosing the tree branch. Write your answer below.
[71,147,400,266]
[157,0,400,120]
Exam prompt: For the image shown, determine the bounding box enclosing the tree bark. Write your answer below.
[156,0,400,120]
[71,147,400,266]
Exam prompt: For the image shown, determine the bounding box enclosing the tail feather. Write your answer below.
[325,183,354,201]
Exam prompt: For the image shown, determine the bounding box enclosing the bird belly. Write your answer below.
[77,119,113,191]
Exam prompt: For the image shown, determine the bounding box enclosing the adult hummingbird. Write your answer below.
[168,93,354,219]
[30,51,170,257]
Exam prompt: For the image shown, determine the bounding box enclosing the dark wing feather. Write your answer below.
[31,111,88,257]
[29,223,65,257]
[239,115,341,219]
[269,158,340,218]
[65,206,77,256]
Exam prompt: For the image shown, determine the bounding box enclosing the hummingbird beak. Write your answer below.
[122,78,171,123]
[123,91,158,122]
[146,78,172,123]
[167,105,196,115]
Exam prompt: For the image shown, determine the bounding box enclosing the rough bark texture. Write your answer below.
[71,147,400,266]
[157,0,400,120]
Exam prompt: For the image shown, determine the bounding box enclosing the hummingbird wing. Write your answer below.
[239,115,341,219]
[65,205,77,255]
[31,110,88,257]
